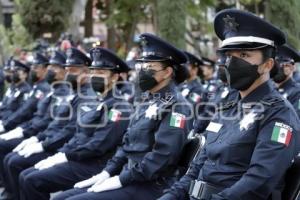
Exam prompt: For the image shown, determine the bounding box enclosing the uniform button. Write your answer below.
[218,139,222,143]
[211,162,216,166]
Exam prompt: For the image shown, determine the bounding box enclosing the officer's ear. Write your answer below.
[260,58,274,74]
[163,66,173,80]
[111,72,119,83]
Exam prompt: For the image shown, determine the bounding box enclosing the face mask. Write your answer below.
[225,56,261,91]
[91,76,106,93]
[45,70,56,84]
[65,74,78,90]
[138,70,158,92]
[5,75,12,83]
[11,72,21,83]
[29,71,39,84]
[217,66,227,83]
[273,67,287,83]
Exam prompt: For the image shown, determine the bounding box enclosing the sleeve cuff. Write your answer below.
[119,170,132,186]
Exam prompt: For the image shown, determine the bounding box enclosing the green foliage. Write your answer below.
[157,0,187,49]
[15,0,73,41]
[0,14,33,58]
[268,0,300,48]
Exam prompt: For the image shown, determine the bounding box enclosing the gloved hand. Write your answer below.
[74,171,110,188]
[157,193,178,200]
[0,127,24,141]
[87,176,122,193]
[34,152,67,170]
[18,142,43,158]
[13,136,39,152]
[0,124,5,133]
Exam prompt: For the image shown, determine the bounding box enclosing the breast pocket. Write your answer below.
[205,121,223,144]
[127,120,157,152]
[222,126,258,165]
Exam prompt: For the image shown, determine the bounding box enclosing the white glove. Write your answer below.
[0,124,5,132]
[0,127,24,141]
[18,142,44,158]
[74,171,110,189]
[34,152,67,170]
[87,176,122,193]
[13,136,39,152]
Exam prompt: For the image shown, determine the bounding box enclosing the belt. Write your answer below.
[189,180,221,200]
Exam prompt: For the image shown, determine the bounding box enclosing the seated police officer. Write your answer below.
[0,59,31,122]
[272,44,300,118]
[18,47,132,200]
[0,50,68,143]
[179,51,204,108]
[193,53,238,135]
[0,48,93,200]
[51,33,192,200]
[0,53,50,133]
[159,9,300,200]
[0,51,68,200]
[200,57,217,93]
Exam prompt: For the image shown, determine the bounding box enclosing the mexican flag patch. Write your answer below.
[190,93,201,103]
[271,122,292,146]
[170,112,186,128]
[108,109,121,122]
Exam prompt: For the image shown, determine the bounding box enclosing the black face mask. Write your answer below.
[225,56,261,91]
[65,74,78,90]
[29,71,39,84]
[273,67,287,83]
[138,70,159,92]
[5,75,12,83]
[91,76,106,93]
[11,72,21,83]
[217,66,227,83]
[45,70,56,84]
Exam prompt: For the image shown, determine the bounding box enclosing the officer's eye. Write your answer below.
[239,52,249,58]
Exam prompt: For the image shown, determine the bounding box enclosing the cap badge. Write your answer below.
[223,15,239,32]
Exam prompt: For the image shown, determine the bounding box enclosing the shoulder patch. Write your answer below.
[108,109,122,122]
[169,112,186,128]
[271,122,292,146]
[190,92,201,103]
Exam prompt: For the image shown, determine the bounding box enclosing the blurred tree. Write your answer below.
[267,0,300,48]
[96,0,150,56]
[15,0,74,42]
[156,0,186,49]
[185,0,216,55]
[0,14,33,60]
[97,0,151,56]
[83,0,93,37]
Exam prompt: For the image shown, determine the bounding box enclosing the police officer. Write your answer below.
[159,9,300,200]
[178,51,204,108]
[201,57,218,94]
[0,51,68,200]
[18,47,133,200]
[0,59,31,121]
[272,44,300,118]
[50,33,192,200]
[193,52,238,134]
[0,48,93,200]
[0,53,50,133]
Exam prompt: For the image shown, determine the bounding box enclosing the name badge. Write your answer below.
[206,122,222,133]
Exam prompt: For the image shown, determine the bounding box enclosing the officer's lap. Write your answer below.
[54,181,165,200]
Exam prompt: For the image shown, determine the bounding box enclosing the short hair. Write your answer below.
[261,46,276,61]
